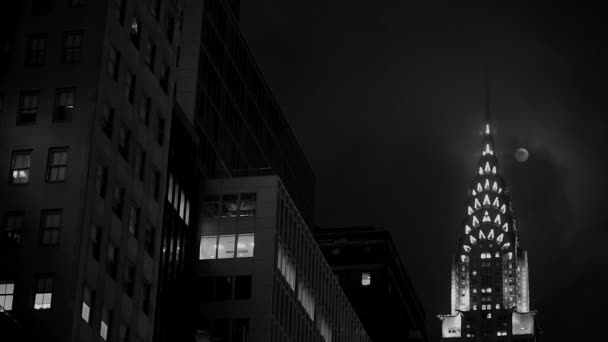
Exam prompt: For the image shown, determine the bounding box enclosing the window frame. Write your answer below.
[34,274,54,310]
[61,30,83,64]
[17,90,39,125]
[53,87,76,122]
[3,211,24,246]
[25,34,47,66]
[45,147,69,183]
[40,209,62,246]
[9,150,32,185]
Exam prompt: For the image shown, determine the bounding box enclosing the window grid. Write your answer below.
[26,34,47,66]
[46,148,68,182]
[17,91,39,124]
[34,275,54,310]
[3,212,24,245]
[53,88,75,121]
[9,150,32,184]
[40,209,61,246]
[0,280,15,311]
[62,31,83,63]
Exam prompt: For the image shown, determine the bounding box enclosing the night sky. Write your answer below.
[239,2,608,341]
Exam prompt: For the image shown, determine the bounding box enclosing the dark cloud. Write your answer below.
[240,1,608,340]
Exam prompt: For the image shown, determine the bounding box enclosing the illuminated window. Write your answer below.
[477,183,483,192]
[470,236,477,245]
[493,197,500,207]
[492,166,497,174]
[487,229,494,240]
[473,305,477,310]
[463,245,471,252]
[502,222,509,232]
[236,234,255,258]
[34,275,53,310]
[496,234,504,244]
[62,30,82,63]
[508,252,513,260]
[204,195,220,217]
[496,304,501,309]
[0,281,15,311]
[495,252,500,258]
[494,214,501,225]
[500,204,506,214]
[474,198,481,209]
[485,124,490,134]
[361,272,371,286]
[479,167,484,175]
[472,270,477,276]
[3,212,24,245]
[492,181,498,191]
[9,150,31,184]
[472,189,477,196]
[465,225,472,234]
[485,162,491,173]
[483,194,490,206]
[81,286,94,323]
[485,179,490,190]
[217,235,236,259]
[479,230,486,240]
[17,91,39,124]
[482,211,491,222]
[472,216,479,227]
[40,209,61,246]
[100,306,111,340]
[199,235,218,260]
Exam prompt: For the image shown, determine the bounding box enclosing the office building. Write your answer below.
[315,227,429,342]
[195,175,371,342]
[0,0,182,341]
[438,117,538,341]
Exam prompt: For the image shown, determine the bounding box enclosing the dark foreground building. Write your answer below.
[315,227,429,342]
[437,118,538,341]
[0,0,182,341]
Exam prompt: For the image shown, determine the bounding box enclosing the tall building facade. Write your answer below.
[315,227,429,342]
[0,0,182,341]
[438,119,537,341]
[196,176,371,342]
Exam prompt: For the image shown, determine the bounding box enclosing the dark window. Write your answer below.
[119,324,130,342]
[234,276,251,300]
[31,0,52,13]
[159,65,170,94]
[90,224,102,260]
[101,104,114,138]
[115,0,126,24]
[156,115,165,146]
[69,0,87,7]
[144,223,154,256]
[17,91,39,124]
[46,148,68,182]
[165,15,175,43]
[203,195,220,217]
[145,42,156,72]
[53,88,75,121]
[232,319,249,342]
[150,0,161,19]
[140,96,151,126]
[215,277,232,300]
[95,162,108,198]
[34,275,54,310]
[130,17,142,48]
[239,193,256,217]
[135,145,146,182]
[9,150,31,184]
[142,281,151,314]
[150,169,160,200]
[40,209,61,246]
[62,31,82,63]
[123,261,135,297]
[125,72,136,103]
[200,277,213,301]
[127,203,140,237]
[107,243,118,279]
[25,34,47,66]
[118,124,130,160]
[108,47,120,81]
[2,212,24,246]
[220,194,238,217]
[213,319,230,341]
[112,185,125,218]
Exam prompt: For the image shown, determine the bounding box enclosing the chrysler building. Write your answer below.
[438,114,538,341]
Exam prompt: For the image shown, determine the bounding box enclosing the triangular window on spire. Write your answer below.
[492,166,497,174]
[470,236,477,245]
[496,233,504,244]
[485,162,491,173]
[492,181,498,192]
[500,204,506,214]
[472,216,479,227]
[502,242,511,250]
[493,197,500,207]
[463,245,471,253]
[477,183,483,192]
[494,214,501,225]
[484,179,490,190]
[485,124,490,135]
[502,222,509,232]
[483,195,490,206]
[472,189,477,196]
[479,230,486,240]
[474,198,481,209]
[488,229,495,240]
[479,167,484,175]
[465,225,472,234]
[508,252,513,260]
[482,211,491,222]
[498,188,503,194]
[483,144,493,156]
[468,206,474,215]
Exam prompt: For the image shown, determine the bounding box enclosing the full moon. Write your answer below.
[515,148,529,163]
